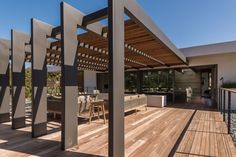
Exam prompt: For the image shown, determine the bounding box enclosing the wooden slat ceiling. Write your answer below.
[25,19,186,71]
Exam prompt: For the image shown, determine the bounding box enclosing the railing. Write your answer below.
[219,88,236,145]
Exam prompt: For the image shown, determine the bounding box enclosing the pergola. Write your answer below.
[0,1,187,156]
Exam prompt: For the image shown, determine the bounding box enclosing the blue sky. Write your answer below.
[0,0,236,48]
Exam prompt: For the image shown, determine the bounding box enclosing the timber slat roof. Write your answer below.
[23,19,186,72]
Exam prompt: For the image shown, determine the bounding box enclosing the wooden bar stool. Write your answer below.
[89,99,106,124]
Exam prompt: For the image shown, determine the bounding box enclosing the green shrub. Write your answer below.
[25,68,32,99]
[24,68,62,99]
[222,82,236,88]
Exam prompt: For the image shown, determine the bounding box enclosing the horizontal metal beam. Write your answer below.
[82,8,108,26]
[52,26,61,37]
[124,0,187,64]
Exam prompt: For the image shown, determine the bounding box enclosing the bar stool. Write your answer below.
[89,99,106,124]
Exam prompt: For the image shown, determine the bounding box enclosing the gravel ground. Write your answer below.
[230,112,236,146]
[222,111,236,146]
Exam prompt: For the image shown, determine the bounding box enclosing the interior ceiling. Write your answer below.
[25,19,186,72]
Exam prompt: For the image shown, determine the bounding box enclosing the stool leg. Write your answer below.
[89,105,93,124]
[78,103,82,115]
[102,104,106,124]
[92,107,95,117]
[97,107,100,120]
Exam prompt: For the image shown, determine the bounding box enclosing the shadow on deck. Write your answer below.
[0,102,235,157]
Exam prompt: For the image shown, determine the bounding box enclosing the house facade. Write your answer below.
[83,40,236,109]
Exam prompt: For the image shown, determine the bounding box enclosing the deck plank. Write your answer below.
[174,109,236,157]
[0,105,235,157]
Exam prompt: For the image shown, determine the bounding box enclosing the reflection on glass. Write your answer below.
[141,70,173,93]
[125,72,137,93]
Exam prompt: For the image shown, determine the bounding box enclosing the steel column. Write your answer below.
[228,91,231,134]
[218,88,220,111]
[219,88,222,113]
[31,19,53,137]
[220,89,223,114]
[60,2,80,150]
[0,39,10,123]
[11,30,30,129]
[223,90,226,122]
[108,0,125,156]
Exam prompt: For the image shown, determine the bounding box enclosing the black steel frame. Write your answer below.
[219,88,234,134]
[0,0,188,156]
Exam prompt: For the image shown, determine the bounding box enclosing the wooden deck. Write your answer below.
[174,109,236,157]
[0,105,235,157]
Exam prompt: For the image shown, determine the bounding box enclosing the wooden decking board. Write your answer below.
[158,111,194,157]
[126,109,178,156]
[0,106,235,157]
[174,109,236,157]
[125,109,174,153]
[125,109,174,143]
[130,109,194,157]
[128,110,182,156]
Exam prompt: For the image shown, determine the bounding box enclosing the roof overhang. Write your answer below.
[4,1,187,71]
[181,40,236,57]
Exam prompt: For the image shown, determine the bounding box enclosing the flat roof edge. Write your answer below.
[181,40,236,57]
[124,0,187,64]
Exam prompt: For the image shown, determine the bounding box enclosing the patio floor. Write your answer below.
[0,104,235,157]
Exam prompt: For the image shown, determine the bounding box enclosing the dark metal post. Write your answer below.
[220,88,222,114]
[0,39,11,123]
[11,30,30,129]
[108,0,125,156]
[228,91,231,134]
[219,88,221,113]
[61,2,79,150]
[223,90,226,121]
[137,71,142,94]
[31,19,53,137]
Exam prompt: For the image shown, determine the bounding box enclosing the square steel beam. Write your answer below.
[108,0,125,156]
[0,39,11,123]
[124,0,187,64]
[82,8,108,26]
[31,19,53,137]
[11,30,30,129]
[60,2,80,150]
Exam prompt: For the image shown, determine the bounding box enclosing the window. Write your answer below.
[125,72,137,93]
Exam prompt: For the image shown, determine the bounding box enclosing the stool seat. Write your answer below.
[89,99,106,124]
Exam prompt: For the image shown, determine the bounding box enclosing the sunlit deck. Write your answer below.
[0,105,235,157]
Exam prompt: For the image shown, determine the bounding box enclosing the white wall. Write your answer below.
[187,52,236,86]
[84,70,97,93]
[181,41,236,58]
[187,52,236,110]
